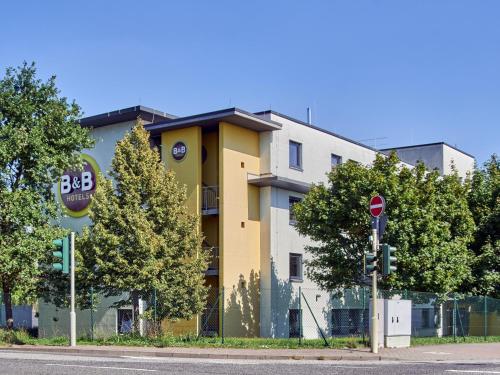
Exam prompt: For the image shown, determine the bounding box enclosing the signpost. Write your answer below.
[369,195,385,354]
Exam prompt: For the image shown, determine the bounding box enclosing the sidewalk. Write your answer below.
[1,343,500,362]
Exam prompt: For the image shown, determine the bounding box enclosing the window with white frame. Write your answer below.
[289,196,302,225]
[289,253,303,281]
[289,140,302,170]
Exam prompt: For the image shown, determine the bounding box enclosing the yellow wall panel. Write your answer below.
[219,121,260,337]
[161,127,202,213]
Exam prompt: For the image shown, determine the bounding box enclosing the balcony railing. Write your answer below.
[204,246,219,275]
[202,186,219,215]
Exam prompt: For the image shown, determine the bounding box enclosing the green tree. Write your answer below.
[78,121,207,331]
[0,62,93,327]
[294,153,475,295]
[466,155,499,298]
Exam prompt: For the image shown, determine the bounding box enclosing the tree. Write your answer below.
[78,120,207,331]
[0,62,93,327]
[466,155,499,298]
[293,153,475,295]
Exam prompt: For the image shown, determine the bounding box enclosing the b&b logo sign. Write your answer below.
[58,154,100,217]
[172,141,187,161]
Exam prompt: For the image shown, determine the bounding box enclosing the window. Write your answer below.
[289,309,302,338]
[331,309,368,336]
[289,196,302,224]
[289,253,303,281]
[289,140,302,170]
[331,153,342,167]
[117,309,133,334]
[421,309,432,329]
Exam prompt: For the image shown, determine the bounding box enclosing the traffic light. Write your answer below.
[382,244,397,276]
[52,236,69,274]
[365,252,378,275]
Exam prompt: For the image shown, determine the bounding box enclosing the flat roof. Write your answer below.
[381,142,474,159]
[145,107,282,135]
[254,110,379,153]
[79,105,177,128]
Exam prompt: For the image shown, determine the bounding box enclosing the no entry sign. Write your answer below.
[370,195,385,218]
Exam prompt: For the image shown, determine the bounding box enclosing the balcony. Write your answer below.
[204,246,219,276]
[202,186,219,215]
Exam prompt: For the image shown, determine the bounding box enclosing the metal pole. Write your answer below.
[454,296,457,341]
[298,286,302,346]
[362,287,366,344]
[221,287,225,344]
[90,286,94,342]
[370,221,379,353]
[484,296,487,340]
[153,288,157,328]
[70,232,76,347]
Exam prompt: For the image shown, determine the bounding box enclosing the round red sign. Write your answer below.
[369,195,385,217]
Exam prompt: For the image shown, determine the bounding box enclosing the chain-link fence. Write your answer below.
[3,286,499,345]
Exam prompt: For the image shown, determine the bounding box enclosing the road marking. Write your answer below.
[46,363,158,372]
[423,351,452,355]
[446,371,500,374]
[122,356,168,360]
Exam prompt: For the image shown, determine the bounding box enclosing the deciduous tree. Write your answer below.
[294,153,475,295]
[0,62,93,327]
[78,121,207,331]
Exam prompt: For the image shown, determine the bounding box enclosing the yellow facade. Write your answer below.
[161,127,202,213]
[469,312,500,336]
[160,126,202,335]
[159,122,261,337]
[219,122,260,337]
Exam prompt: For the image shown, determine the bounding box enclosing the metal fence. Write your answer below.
[3,286,499,345]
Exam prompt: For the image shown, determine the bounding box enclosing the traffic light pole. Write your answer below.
[371,221,378,354]
[70,232,76,347]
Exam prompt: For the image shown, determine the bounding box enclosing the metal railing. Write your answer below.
[204,247,219,274]
[202,186,219,214]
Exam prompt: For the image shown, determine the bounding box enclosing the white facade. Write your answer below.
[382,143,475,180]
[257,112,383,338]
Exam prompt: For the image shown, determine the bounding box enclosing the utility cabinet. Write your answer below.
[384,299,411,348]
[368,298,385,349]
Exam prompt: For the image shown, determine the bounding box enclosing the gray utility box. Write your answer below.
[368,299,385,349]
[384,299,411,348]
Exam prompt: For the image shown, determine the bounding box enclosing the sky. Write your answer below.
[1,0,498,164]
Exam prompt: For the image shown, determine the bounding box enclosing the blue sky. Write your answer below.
[1,0,498,163]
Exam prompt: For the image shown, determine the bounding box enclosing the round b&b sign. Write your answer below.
[58,154,100,218]
[172,141,187,161]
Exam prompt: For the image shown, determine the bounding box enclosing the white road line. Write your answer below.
[423,351,452,355]
[446,370,500,374]
[45,363,158,372]
[122,356,168,360]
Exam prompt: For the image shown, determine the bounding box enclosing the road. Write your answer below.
[1,350,500,375]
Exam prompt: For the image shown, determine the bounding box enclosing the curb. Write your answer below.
[0,345,389,361]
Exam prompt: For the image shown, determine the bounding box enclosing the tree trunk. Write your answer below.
[131,290,140,335]
[3,286,13,329]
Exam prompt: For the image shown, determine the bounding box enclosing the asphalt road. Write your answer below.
[1,350,500,375]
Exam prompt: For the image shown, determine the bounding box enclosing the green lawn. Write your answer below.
[2,329,499,349]
[0,329,363,349]
[412,336,500,346]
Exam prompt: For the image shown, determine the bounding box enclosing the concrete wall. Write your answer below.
[56,120,137,233]
[38,295,130,338]
[384,143,474,180]
[261,113,379,184]
[443,144,475,179]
